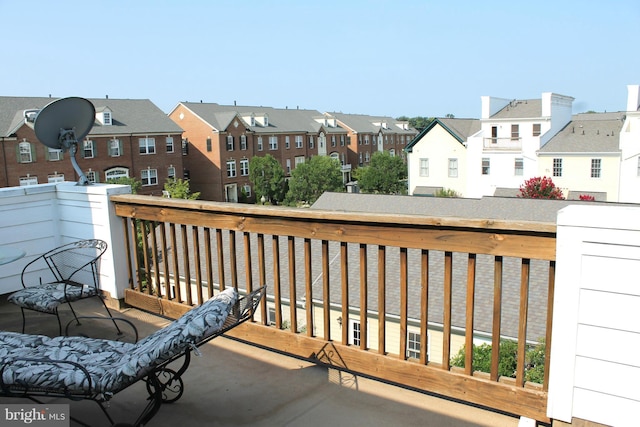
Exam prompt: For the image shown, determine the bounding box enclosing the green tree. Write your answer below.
[106,176,141,194]
[249,154,287,204]
[163,178,200,200]
[354,151,407,195]
[397,116,434,131]
[518,176,564,199]
[286,156,344,206]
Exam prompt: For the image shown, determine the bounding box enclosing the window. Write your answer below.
[348,319,361,346]
[515,158,524,176]
[407,331,421,359]
[591,158,601,178]
[226,135,234,151]
[309,136,314,149]
[285,136,290,149]
[47,173,64,183]
[364,135,369,145]
[240,158,249,176]
[553,158,563,177]
[294,156,305,167]
[257,137,263,151]
[103,111,112,125]
[365,151,370,163]
[109,139,121,157]
[243,184,252,198]
[19,176,38,186]
[141,169,158,186]
[182,139,189,155]
[105,167,129,181]
[331,135,336,147]
[227,160,236,178]
[533,123,541,137]
[511,124,519,140]
[482,158,490,175]
[295,136,303,149]
[47,148,62,161]
[18,142,33,163]
[83,140,94,158]
[269,136,278,150]
[340,135,345,146]
[168,166,176,179]
[86,170,98,183]
[448,158,458,178]
[139,138,156,155]
[166,137,174,153]
[240,135,247,150]
[286,158,291,173]
[206,137,212,152]
[491,126,498,143]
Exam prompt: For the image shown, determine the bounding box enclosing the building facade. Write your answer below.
[0,97,184,196]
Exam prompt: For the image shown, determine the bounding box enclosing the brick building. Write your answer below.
[0,96,184,196]
[169,102,417,202]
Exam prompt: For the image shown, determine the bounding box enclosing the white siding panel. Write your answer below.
[574,356,640,401]
[581,253,640,296]
[573,387,640,427]
[576,324,640,367]
[578,289,640,333]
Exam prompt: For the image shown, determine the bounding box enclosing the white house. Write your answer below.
[618,84,640,203]
[405,118,480,197]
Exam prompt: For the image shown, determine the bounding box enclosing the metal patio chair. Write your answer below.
[7,239,121,335]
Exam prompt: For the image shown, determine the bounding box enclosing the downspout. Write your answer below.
[1,138,8,186]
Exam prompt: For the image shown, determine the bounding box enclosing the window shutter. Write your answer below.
[119,139,123,155]
[92,140,97,156]
[15,144,20,163]
[45,149,50,160]
[31,143,36,161]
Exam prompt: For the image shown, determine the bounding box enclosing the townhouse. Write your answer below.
[406,87,640,202]
[0,96,184,196]
[169,103,417,202]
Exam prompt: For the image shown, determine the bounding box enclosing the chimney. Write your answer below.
[627,85,640,112]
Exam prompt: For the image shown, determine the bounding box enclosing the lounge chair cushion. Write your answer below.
[0,288,237,396]
[7,282,98,314]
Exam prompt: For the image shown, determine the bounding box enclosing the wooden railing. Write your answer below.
[111,194,556,422]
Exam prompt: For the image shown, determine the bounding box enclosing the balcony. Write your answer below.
[1,183,637,427]
[483,137,523,151]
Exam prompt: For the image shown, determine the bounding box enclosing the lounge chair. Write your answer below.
[0,286,265,427]
[7,239,121,335]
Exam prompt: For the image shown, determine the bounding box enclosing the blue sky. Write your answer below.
[2,0,639,119]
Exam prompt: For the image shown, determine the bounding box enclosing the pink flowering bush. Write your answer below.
[518,176,564,200]
[579,194,595,201]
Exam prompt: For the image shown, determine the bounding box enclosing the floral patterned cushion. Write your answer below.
[0,288,238,396]
[7,282,99,314]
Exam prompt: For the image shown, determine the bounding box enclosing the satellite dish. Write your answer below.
[34,97,95,185]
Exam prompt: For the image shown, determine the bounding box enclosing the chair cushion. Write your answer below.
[7,282,98,314]
[0,288,237,396]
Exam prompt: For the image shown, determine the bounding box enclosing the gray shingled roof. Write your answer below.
[538,112,624,153]
[328,112,416,135]
[179,102,336,134]
[438,118,481,140]
[491,99,542,119]
[0,96,182,137]
[304,192,627,341]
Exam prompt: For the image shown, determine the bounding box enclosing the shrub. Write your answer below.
[579,194,595,201]
[435,188,460,198]
[518,176,564,199]
[450,339,546,384]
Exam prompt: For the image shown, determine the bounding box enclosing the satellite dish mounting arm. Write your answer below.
[59,127,89,185]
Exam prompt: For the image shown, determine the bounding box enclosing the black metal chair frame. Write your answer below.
[9,239,122,335]
[0,286,265,427]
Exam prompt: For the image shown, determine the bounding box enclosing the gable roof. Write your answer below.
[538,112,624,154]
[405,117,480,152]
[0,96,182,138]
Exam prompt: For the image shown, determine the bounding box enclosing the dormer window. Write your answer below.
[96,108,113,125]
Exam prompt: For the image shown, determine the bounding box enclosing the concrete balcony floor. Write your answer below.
[0,296,520,427]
